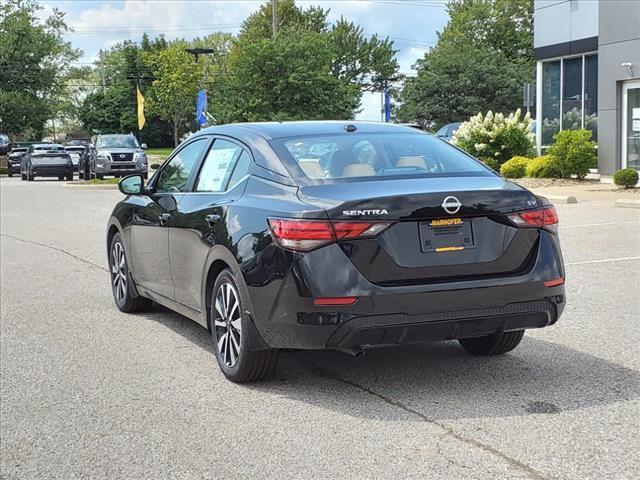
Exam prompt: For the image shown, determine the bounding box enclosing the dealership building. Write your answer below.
[534,0,640,179]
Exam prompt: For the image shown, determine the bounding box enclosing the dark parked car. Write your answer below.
[434,122,461,142]
[0,134,11,155]
[91,134,148,179]
[7,145,29,177]
[21,143,73,181]
[107,122,565,382]
[64,142,91,174]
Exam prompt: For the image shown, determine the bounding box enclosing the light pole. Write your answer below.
[186,48,216,128]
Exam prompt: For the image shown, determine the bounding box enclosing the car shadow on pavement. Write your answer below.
[141,306,639,421]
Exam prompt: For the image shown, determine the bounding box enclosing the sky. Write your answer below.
[41,0,450,120]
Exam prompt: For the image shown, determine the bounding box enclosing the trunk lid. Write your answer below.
[298,176,542,285]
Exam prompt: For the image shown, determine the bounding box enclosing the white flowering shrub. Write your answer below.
[451,109,535,170]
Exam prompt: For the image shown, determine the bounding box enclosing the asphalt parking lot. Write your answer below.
[1,177,639,480]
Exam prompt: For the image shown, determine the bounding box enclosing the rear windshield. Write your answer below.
[34,145,65,153]
[274,132,492,183]
[97,136,139,149]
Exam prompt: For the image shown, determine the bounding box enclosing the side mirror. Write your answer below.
[119,174,144,195]
[141,143,148,149]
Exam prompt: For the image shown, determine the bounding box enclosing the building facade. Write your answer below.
[534,0,640,178]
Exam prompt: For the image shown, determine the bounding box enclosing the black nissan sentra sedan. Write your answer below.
[107,122,565,382]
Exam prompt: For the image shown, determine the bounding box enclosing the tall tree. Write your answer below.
[224,0,399,121]
[399,0,534,128]
[146,41,203,146]
[0,0,81,138]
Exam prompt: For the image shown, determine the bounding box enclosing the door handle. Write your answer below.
[205,213,221,228]
[159,213,171,226]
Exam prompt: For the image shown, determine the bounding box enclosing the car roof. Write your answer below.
[194,121,425,141]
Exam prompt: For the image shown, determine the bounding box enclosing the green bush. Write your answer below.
[547,129,596,179]
[500,156,530,178]
[452,109,535,169]
[150,163,161,170]
[613,168,639,188]
[0,167,7,175]
[526,155,562,178]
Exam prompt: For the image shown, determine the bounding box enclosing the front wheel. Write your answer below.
[211,269,279,382]
[109,233,152,313]
[7,170,12,177]
[459,330,524,356]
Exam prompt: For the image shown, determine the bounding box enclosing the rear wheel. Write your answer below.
[109,233,152,313]
[210,269,279,382]
[459,330,524,356]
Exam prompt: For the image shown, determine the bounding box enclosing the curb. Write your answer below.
[540,194,578,204]
[63,182,118,190]
[614,198,640,209]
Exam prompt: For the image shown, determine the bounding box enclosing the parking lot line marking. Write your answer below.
[561,221,640,228]
[566,256,640,266]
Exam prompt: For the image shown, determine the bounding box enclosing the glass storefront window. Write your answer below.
[540,53,598,147]
[584,55,598,141]
[542,60,561,145]
[562,57,583,130]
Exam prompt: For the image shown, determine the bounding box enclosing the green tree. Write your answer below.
[399,0,533,128]
[0,0,81,138]
[227,30,358,121]
[222,0,399,121]
[146,41,203,146]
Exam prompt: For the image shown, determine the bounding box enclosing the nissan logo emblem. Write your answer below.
[119,154,126,159]
[442,196,462,215]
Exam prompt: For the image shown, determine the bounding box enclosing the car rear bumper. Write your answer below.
[246,230,566,350]
[7,162,21,173]
[32,165,73,177]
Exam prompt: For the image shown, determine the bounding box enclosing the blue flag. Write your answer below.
[384,88,391,123]
[196,90,208,126]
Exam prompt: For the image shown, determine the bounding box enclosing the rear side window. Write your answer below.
[276,132,491,183]
[195,139,244,192]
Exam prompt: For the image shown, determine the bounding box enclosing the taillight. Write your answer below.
[268,218,391,252]
[507,206,559,233]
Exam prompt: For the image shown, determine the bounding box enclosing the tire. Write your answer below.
[459,330,525,356]
[109,233,152,313]
[58,175,64,181]
[7,170,12,177]
[210,269,279,382]
[66,173,73,181]
[96,173,104,180]
[21,173,26,181]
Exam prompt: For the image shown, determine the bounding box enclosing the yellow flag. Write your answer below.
[136,85,145,130]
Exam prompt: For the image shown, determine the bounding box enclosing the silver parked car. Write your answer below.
[91,134,148,179]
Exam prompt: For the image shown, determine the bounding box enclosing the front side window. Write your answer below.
[196,139,244,192]
[277,132,491,183]
[156,139,208,193]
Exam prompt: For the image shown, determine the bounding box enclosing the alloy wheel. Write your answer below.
[213,281,242,367]
[110,241,128,304]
